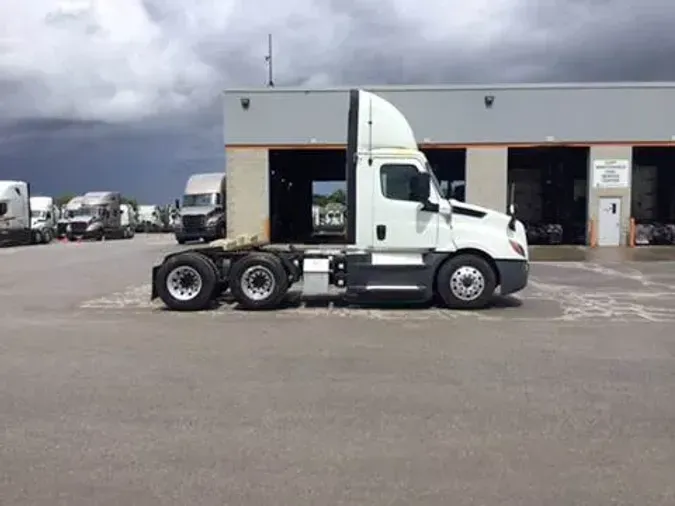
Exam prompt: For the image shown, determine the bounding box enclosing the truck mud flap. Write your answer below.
[151,266,159,300]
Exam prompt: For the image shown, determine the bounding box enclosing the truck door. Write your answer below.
[371,159,439,250]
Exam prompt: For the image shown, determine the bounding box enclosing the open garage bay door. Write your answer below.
[632,147,675,245]
[422,148,466,202]
[508,147,589,245]
[269,149,347,244]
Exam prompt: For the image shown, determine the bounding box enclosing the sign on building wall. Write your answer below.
[592,159,630,188]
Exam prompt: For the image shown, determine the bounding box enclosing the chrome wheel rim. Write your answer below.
[241,266,276,301]
[166,266,203,301]
[450,266,485,301]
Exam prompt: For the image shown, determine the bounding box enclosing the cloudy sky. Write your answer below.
[1,0,674,202]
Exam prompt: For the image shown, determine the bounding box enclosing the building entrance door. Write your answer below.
[597,197,621,246]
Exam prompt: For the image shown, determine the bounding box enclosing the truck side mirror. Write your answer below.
[174,199,180,209]
[410,172,430,202]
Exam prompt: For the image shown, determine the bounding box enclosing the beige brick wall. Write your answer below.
[465,147,508,211]
[587,145,632,246]
[225,148,269,239]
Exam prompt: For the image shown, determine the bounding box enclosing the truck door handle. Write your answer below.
[376,224,386,240]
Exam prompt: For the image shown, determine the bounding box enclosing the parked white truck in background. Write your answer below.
[151,89,529,312]
[57,196,84,238]
[30,196,57,244]
[0,180,34,247]
[120,203,136,239]
[173,173,226,244]
[136,205,163,232]
[66,191,122,241]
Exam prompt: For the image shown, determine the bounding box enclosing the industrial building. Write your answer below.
[223,82,675,247]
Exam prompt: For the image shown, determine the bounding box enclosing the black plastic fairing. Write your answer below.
[345,89,359,244]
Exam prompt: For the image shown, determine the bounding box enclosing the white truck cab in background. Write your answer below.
[120,203,136,239]
[66,191,122,241]
[136,205,163,232]
[57,196,84,238]
[174,173,226,244]
[29,196,57,244]
[152,89,529,312]
[0,180,34,247]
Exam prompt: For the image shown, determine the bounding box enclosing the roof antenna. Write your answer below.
[264,33,274,87]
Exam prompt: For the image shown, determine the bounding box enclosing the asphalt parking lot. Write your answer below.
[2,236,675,505]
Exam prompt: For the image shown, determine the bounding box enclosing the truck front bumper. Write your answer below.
[495,259,529,296]
[175,227,219,242]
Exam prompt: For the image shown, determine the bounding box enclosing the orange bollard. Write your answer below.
[588,219,598,247]
[629,217,636,247]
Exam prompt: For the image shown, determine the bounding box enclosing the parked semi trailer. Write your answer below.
[174,173,226,244]
[151,89,529,311]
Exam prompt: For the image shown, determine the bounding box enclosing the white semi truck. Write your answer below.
[173,173,226,244]
[66,191,122,241]
[136,205,163,232]
[120,203,136,239]
[57,196,84,238]
[151,89,529,311]
[30,196,57,244]
[0,180,34,246]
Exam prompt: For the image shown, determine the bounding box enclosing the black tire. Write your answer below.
[229,253,289,310]
[43,230,52,243]
[156,252,218,311]
[176,238,186,245]
[436,254,497,310]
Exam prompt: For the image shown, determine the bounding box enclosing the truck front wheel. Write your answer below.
[229,253,289,310]
[436,254,497,310]
[156,252,218,311]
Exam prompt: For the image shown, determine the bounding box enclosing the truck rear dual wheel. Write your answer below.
[156,252,220,311]
[229,253,289,310]
[436,254,497,310]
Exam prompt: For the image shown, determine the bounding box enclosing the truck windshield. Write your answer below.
[72,206,99,217]
[31,210,46,218]
[183,193,216,207]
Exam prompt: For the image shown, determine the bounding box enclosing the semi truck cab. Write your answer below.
[174,173,226,244]
[30,196,57,244]
[151,89,528,311]
[66,191,122,241]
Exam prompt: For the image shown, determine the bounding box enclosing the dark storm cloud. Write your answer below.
[4,0,675,121]
[2,0,675,201]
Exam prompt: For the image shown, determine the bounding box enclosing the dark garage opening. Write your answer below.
[508,146,589,245]
[269,149,346,244]
[631,147,675,245]
[422,148,466,201]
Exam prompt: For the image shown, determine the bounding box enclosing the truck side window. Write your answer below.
[380,164,419,202]
[0,202,7,216]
